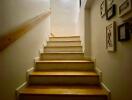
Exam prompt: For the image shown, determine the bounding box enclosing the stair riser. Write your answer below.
[49,37,80,41]
[29,75,99,85]
[40,53,85,60]
[44,47,82,52]
[19,95,107,100]
[47,41,81,46]
[35,62,94,71]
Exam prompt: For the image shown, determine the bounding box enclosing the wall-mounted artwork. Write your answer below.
[118,22,130,41]
[106,4,116,20]
[106,21,116,52]
[119,0,132,17]
[106,0,114,9]
[100,0,106,17]
[80,0,82,7]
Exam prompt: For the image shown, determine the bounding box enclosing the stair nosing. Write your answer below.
[45,46,82,48]
[36,60,93,63]
[47,41,81,42]
[19,85,109,96]
[29,71,98,77]
[49,36,80,38]
[41,52,84,54]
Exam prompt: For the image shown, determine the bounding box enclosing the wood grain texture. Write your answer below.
[0,9,51,51]
[19,85,109,95]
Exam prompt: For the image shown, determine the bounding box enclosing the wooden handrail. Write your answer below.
[0,9,51,51]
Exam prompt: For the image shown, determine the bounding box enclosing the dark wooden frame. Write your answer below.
[119,0,132,17]
[106,4,116,20]
[100,0,106,18]
[106,0,114,9]
[118,22,130,41]
[80,0,81,7]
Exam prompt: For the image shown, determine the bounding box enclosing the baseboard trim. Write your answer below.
[15,82,27,100]
[91,58,96,63]
[27,67,34,74]
[26,67,34,81]
[101,82,111,100]
[39,48,44,54]
[16,82,27,92]
[34,57,40,62]
[95,66,111,100]
[101,82,111,93]
[94,65,111,100]
[16,67,34,92]
[95,67,110,92]
[95,67,102,82]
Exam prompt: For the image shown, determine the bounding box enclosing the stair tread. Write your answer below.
[41,52,84,54]
[49,36,80,38]
[45,46,82,48]
[48,41,81,42]
[19,85,109,96]
[36,60,93,63]
[30,71,98,76]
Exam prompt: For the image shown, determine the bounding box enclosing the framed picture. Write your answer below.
[119,0,132,17]
[118,22,130,41]
[106,21,116,52]
[100,0,106,17]
[106,4,116,20]
[80,0,82,7]
[106,0,114,9]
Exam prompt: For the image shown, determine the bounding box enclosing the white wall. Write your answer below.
[79,0,92,57]
[51,0,79,36]
[0,0,50,36]
[79,0,85,52]
[0,0,51,100]
[90,0,132,100]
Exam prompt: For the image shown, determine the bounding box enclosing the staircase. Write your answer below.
[17,36,110,100]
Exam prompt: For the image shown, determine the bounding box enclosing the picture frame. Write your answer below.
[119,0,132,17]
[100,0,106,17]
[118,22,130,41]
[80,0,82,7]
[106,4,116,20]
[106,21,116,52]
[106,0,114,9]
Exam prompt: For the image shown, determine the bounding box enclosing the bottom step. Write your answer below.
[18,85,109,100]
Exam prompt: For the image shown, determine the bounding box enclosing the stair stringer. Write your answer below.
[93,59,111,100]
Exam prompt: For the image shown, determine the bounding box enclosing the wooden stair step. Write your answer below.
[49,36,80,38]
[28,71,99,85]
[49,36,80,41]
[40,52,87,60]
[45,46,82,47]
[19,85,108,95]
[18,85,109,100]
[37,60,91,62]
[30,71,98,76]
[47,41,81,46]
[44,46,82,52]
[41,52,83,54]
[35,60,94,71]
